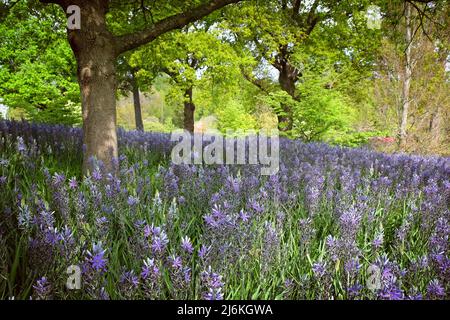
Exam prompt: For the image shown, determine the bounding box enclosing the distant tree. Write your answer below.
[377,0,449,151]
[131,21,245,133]
[116,56,149,131]
[224,0,380,134]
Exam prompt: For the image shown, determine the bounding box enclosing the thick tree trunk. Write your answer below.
[67,0,118,174]
[183,87,195,133]
[273,43,300,133]
[277,61,298,132]
[131,72,144,131]
[399,2,412,150]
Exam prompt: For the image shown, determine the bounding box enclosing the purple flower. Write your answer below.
[183,267,191,282]
[339,206,361,235]
[151,230,169,254]
[33,277,51,300]
[299,218,316,246]
[68,177,78,190]
[199,245,211,260]
[372,232,384,249]
[52,173,65,186]
[59,226,74,249]
[201,266,224,300]
[325,235,338,261]
[87,242,107,272]
[99,287,110,300]
[96,216,108,224]
[204,214,218,228]
[239,209,250,222]
[45,227,62,245]
[92,169,102,181]
[348,283,363,299]
[262,221,279,268]
[248,199,264,214]
[344,258,361,275]
[119,270,140,298]
[17,136,27,154]
[379,285,404,300]
[144,224,161,237]
[204,288,224,300]
[120,270,139,288]
[127,195,140,206]
[407,293,423,300]
[169,255,183,270]
[141,258,160,279]
[143,224,152,238]
[181,236,194,254]
[312,261,327,278]
[427,279,445,299]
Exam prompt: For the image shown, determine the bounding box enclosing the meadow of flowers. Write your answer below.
[0,120,448,300]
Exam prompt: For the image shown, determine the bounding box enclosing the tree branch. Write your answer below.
[115,0,242,55]
[240,67,271,94]
[406,0,445,28]
[306,0,320,25]
[292,0,301,18]
[0,0,20,22]
[404,0,445,43]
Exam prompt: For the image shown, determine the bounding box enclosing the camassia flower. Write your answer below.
[1,120,449,300]
[201,266,224,300]
[181,236,194,254]
[87,242,108,273]
[33,277,51,300]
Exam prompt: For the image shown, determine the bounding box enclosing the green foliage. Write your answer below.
[216,100,257,132]
[260,86,355,142]
[294,90,355,142]
[327,130,387,147]
[143,117,175,133]
[129,25,249,121]
[0,1,80,125]
[261,91,293,123]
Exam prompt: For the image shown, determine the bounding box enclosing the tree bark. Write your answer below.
[268,2,317,133]
[130,71,144,131]
[276,55,299,132]
[399,2,413,150]
[183,86,195,133]
[65,0,118,174]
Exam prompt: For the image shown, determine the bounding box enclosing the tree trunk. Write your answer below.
[131,71,144,131]
[429,106,441,148]
[67,0,118,174]
[277,62,298,132]
[399,2,412,150]
[277,68,297,132]
[183,86,195,133]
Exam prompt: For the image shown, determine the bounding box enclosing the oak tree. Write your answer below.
[38,0,243,173]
